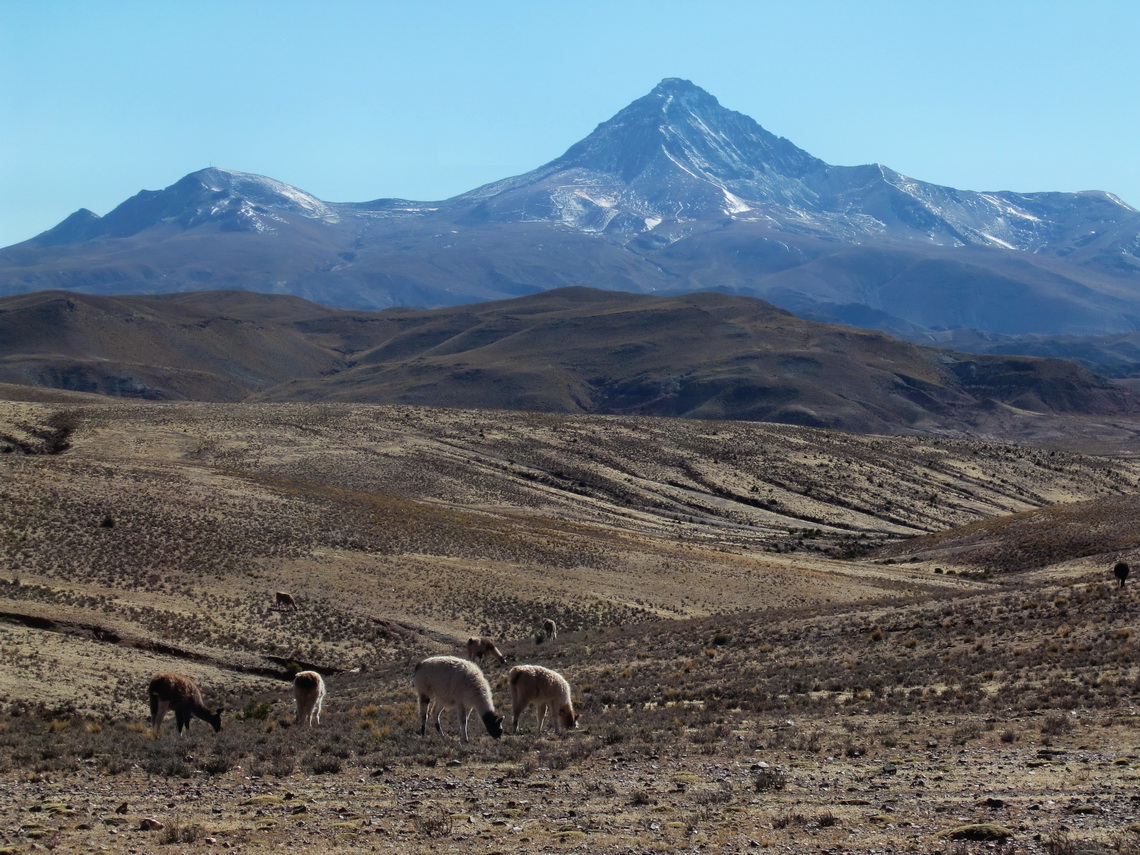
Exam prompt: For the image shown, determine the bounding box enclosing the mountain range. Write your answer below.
[2,78,1139,341]
[3,287,1136,439]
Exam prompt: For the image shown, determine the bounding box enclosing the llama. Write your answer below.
[293,671,325,726]
[275,591,297,610]
[542,618,557,642]
[413,655,503,743]
[507,664,579,735]
[466,636,506,666]
[1114,561,1131,588]
[148,673,223,736]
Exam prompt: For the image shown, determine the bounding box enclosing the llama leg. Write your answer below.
[150,698,168,734]
[417,694,431,737]
[457,706,470,743]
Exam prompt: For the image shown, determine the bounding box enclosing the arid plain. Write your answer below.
[3,396,1140,854]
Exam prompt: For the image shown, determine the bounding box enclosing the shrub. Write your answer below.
[752,765,788,792]
[241,700,272,721]
[159,822,206,844]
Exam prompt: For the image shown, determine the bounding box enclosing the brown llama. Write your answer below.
[507,664,579,735]
[148,673,223,736]
[275,591,297,610]
[465,636,506,665]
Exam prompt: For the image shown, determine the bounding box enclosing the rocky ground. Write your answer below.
[3,400,1140,853]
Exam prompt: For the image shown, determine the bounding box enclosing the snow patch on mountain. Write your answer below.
[197,168,339,223]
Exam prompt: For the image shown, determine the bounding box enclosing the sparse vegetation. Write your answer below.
[3,399,1140,853]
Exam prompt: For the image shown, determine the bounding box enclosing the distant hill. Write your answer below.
[917,327,1140,379]
[1,287,1137,438]
[2,79,1139,338]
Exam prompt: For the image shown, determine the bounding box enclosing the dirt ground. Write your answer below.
[3,400,1140,853]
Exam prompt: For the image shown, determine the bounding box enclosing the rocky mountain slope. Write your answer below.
[2,79,1138,337]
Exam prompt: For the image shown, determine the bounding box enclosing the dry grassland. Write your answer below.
[3,400,1140,854]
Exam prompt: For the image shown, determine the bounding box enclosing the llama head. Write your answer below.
[559,706,580,731]
[482,711,504,739]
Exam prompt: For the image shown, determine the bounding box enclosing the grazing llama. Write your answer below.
[507,664,579,735]
[293,671,325,726]
[542,618,557,642]
[466,636,506,665]
[1114,561,1131,588]
[413,655,503,743]
[275,591,297,610]
[148,673,223,736]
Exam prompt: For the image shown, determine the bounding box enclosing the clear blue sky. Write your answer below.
[3,0,1138,249]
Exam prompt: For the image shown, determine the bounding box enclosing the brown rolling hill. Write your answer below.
[2,287,1138,440]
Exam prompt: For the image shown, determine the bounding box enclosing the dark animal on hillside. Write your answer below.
[148,673,223,736]
[275,591,297,610]
[465,636,506,665]
[1114,561,1131,588]
[542,618,557,642]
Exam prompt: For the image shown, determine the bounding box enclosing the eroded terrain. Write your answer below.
[2,400,1140,853]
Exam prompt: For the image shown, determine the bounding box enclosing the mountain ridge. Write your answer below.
[2,79,1139,337]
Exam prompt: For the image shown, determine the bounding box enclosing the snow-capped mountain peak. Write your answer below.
[188,168,337,222]
[5,78,1140,338]
[31,167,340,244]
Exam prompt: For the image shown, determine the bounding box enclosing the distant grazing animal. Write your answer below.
[542,618,557,642]
[293,671,325,726]
[275,591,297,611]
[148,673,223,736]
[507,664,579,735]
[413,655,503,743]
[466,636,506,665]
[1114,561,1131,588]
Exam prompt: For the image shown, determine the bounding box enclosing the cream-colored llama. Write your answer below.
[413,655,503,743]
[293,671,325,726]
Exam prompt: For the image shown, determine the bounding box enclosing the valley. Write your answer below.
[2,398,1140,853]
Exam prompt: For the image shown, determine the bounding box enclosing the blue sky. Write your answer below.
[3,0,1137,249]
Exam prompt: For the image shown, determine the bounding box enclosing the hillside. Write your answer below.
[3,400,1140,853]
[3,287,1139,442]
[3,398,1139,693]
